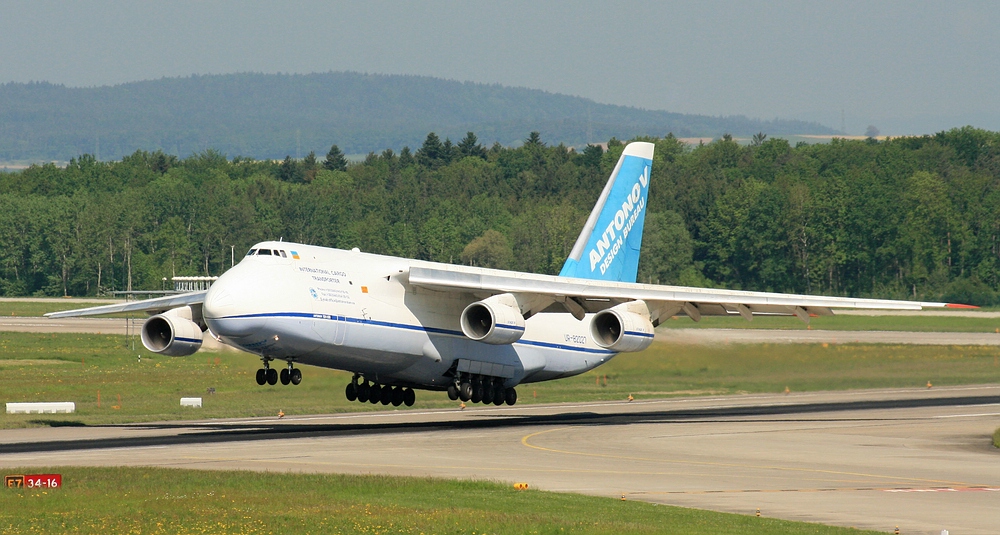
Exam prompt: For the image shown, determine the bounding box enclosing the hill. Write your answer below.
[0,72,836,162]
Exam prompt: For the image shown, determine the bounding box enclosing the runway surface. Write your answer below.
[0,317,131,334]
[3,385,999,534]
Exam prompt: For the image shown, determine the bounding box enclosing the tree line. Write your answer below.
[1,127,998,305]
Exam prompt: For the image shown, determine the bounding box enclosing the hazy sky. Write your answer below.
[2,1,998,134]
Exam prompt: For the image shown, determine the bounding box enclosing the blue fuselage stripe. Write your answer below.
[624,330,655,338]
[214,312,615,355]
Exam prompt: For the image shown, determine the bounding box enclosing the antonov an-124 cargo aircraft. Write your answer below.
[47,142,961,408]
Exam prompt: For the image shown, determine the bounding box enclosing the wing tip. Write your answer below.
[945,303,980,309]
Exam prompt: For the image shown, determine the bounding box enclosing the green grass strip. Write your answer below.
[0,467,883,534]
[994,428,1000,449]
[4,332,1000,428]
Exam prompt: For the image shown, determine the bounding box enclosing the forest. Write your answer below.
[1,127,998,305]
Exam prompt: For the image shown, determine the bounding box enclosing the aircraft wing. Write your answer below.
[407,265,957,324]
[43,291,207,318]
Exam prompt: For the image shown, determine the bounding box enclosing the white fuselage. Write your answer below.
[202,241,618,390]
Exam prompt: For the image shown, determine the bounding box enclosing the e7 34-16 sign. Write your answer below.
[5,474,62,489]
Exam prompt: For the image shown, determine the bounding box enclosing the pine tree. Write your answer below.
[323,144,348,171]
[457,131,486,159]
[416,133,445,168]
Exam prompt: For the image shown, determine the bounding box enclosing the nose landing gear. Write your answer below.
[256,358,301,386]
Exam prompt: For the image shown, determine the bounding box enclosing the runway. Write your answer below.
[3,385,999,534]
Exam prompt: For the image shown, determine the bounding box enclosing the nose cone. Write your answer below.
[204,260,312,339]
[204,264,270,337]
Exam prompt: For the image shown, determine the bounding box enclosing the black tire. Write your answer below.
[391,387,404,407]
[266,368,278,385]
[459,382,472,402]
[255,369,266,385]
[403,388,415,407]
[471,382,483,404]
[290,368,302,385]
[279,368,290,385]
[447,384,459,401]
[356,383,370,403]
[369,383,381,404]
[380,385,392,405]
[493,385,505,406]
[505,387,517,406]
[345,382,358,402]
[481,384,494,405]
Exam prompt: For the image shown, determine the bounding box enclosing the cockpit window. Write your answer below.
[247,249,256,256]
[258,249,272,256]
[279,250,287,258]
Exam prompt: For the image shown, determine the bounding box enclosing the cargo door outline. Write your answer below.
[312,313,347,346]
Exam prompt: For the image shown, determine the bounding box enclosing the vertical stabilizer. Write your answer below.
[559,142,654,283]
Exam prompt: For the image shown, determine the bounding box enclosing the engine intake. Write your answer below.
[141,307,204,356]
[590,300,654,353]
[460,293,525,345]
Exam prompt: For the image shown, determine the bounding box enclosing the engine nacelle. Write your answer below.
[140,306,204,356]
[590,300,654,353]
[460,293,525,345]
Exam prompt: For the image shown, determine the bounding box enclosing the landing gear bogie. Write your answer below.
[452,374,518,406]
[344,377,416,408]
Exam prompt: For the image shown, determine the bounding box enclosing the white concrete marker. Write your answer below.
[6,402,75,414]
[180,397,202,408]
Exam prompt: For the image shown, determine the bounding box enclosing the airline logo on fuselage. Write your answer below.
[588,165,649,274]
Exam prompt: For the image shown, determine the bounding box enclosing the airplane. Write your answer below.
[46,142,962,408]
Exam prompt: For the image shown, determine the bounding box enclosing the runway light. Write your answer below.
[513,483,528,490]
[756,508,760,517]
[627,394,634,402]
[927,381,933,389]
[784,386,790,395]
[894,527,899,535]
[621,494,626,501]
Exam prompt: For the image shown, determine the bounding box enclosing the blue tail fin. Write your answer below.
[559,142,654,283]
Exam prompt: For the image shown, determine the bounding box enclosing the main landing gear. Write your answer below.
[345,375,415,407]
[447,374,517,406]
[256,358,301,386]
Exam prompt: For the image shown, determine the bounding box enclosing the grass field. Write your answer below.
[658,313,1000,332]
[994,427,1000,448]
[0,467,884,535]
[3,331,1000,428]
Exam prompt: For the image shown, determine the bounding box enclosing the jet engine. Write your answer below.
[590,300,654,353]
[460,293,525,345]
[140,306,204,356]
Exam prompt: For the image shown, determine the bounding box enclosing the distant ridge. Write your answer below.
[0,72,837,162]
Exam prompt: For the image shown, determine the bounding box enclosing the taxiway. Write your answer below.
[2,386,999,534]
